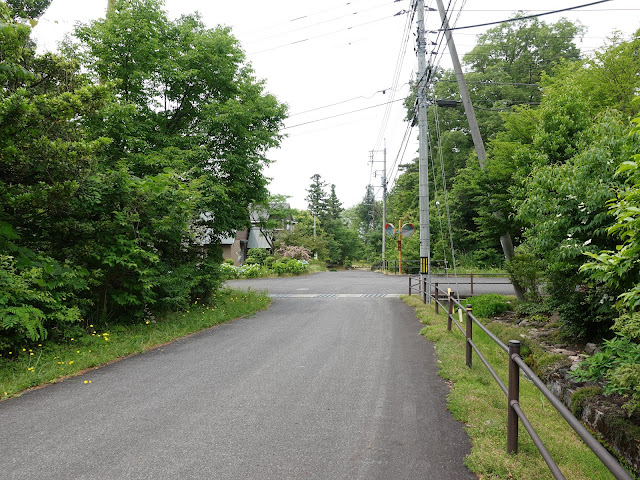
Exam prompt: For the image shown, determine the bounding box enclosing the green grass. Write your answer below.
[0,288,270,399]
[403,294,628,480]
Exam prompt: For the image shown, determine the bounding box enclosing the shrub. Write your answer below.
[238,263,269,278]
[506,253,545,302]
[277,244,311,261]
[219,262,240,279]
[514,297,554,316]
[245,248,269,265]
[571,336,640,413]
[271,261,288,275]
[466,294,510,318]
[0,254,86,350]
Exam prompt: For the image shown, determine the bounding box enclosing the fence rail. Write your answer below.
[376,261,509,295]
[409,279,632,480]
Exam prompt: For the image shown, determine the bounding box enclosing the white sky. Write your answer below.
[32,0,640,210]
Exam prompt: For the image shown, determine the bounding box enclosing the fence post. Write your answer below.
[507,340,521,454]
[465,304,473,368]
[447,291,453,331]
[423,277,427,304]
[409,276,412,296]
[470,272,474,296]
[434,283,439,313]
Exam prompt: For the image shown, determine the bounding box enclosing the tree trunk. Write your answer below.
[500,232,525,301]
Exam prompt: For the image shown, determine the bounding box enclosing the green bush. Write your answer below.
[219,262,240,279]
[572,336,640,413]
[466,294,510,318]
[514,298,554,316]
[506,253,545,302]
[246,248,269,265]
[0,254,87,350]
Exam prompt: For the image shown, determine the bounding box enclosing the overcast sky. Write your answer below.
[32,0,640,210]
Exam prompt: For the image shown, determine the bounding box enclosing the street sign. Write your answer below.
[401,223,415,238]
[385,223,395,237]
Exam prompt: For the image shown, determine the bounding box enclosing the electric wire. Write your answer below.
[282,97,408,130]
[371,3,416,154]
[443,0,613,32]
[249,14,399,55]
[244,0,399,45]
[288,83,410,118]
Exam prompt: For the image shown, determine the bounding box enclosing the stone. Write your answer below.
[585,342,599,355]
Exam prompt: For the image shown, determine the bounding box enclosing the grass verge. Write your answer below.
[0,288,270,399]
[402,294,625,480]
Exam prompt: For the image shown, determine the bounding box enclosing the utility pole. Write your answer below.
[416,0,431,298]
[370,143,387,267]
[382,143,387,268]
[434,0,522,299]
[434,0,486,167]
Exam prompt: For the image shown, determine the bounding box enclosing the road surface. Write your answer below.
[2,271,476,479]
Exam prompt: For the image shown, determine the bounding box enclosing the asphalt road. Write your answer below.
[227,269,516,298]
[2,271,476,479]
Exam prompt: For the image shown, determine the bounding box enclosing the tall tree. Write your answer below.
[305,173,329,222]
[327,184,343,221]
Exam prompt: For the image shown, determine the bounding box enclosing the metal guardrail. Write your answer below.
[409,279,633,480]
[376,261,509,295]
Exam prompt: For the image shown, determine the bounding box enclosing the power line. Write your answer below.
[282,97,409,130]
[288,83,410,118]
[249,14,400,55]
[442,0,613,32]
[244,0,399,45]
[371,3,416,152]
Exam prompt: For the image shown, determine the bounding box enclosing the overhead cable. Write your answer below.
[283,97,408,130]
[442,0,613,32]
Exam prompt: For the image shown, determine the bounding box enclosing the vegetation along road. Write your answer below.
[2,271,475,479]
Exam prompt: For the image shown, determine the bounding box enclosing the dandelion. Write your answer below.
[30,352,34,356]
[89,325,93,328]
[84,380,88,384]
[68,361,74,365]
[70,338,74,341]
[27,367,34,372]
[22,348,26,352]
[76,351,80,354]
[38,344,42,347]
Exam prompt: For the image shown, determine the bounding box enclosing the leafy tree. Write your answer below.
[581,115,640,337]
[251,194,293,252]
[276,210,329,261]
[0,0,287,347]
